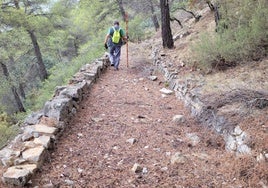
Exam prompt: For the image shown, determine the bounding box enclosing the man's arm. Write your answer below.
[121,29,128,43]
[104,34,110,44]
[104,28,112,44]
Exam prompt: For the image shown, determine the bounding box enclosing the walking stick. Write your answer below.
[125,12,129,68]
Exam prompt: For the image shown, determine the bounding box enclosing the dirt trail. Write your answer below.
[0,39,266,187]
[0,6,267,187]
[12,44,241,188]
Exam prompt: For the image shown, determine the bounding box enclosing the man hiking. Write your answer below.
[104,20,127,71]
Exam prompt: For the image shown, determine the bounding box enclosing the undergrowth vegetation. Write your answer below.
[128,14,155,42]
[192,0,267,71]
[25,41,104,112]
[0,38,104,148]
[0,113,19,149]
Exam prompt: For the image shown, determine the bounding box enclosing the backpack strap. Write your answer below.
[111,26,122,44]
[112,27,121,34]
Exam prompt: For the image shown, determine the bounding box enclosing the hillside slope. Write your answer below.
[147,5,268,158]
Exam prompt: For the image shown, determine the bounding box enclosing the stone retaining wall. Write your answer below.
[0,54,110,186]
[151,47,252,155]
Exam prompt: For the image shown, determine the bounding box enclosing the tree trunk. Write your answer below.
[1,62,9,77]
[151,14,160,31]
[74,36,79,57]
[27,30,48,80]
[214,3,228,32]
[160,0,174,49]
[11,86,26,112]
[19,83,26,99]
[116,0,126,22]
[8,56,26,99]
[0,62,26,112]
[14,0,47,80]
[149,0,160,31]
[214,4,220,30]
[206,0,215,11]
[14,0,20,9]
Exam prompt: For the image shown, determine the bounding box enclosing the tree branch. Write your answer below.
[174,7,202,22]
[170,17,183,28]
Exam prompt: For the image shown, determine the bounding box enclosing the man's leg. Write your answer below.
[113,46,121,70]
[109,46,115,66]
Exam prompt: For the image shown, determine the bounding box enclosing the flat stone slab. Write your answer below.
[22,146,46,167]
[33,135,52,149]
[3,164,37,186]
[0,149,21,167]
[0,148,20,160]
[32,124,58,135]
[83,72,97,80]
[24,135,52,150]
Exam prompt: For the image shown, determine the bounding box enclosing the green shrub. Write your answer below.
[192,0,268,70]
[128,14,154,42]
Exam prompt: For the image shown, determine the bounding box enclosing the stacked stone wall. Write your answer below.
[151,48,252,155]
[0,54,109,186]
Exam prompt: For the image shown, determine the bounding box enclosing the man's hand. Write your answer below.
[123,36,129,44]
[104,43,108,49]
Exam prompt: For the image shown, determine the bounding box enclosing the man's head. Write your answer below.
[114,21,119,26]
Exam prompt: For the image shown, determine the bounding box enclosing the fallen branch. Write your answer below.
[247,98,268,109]
[205,0,215,11]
